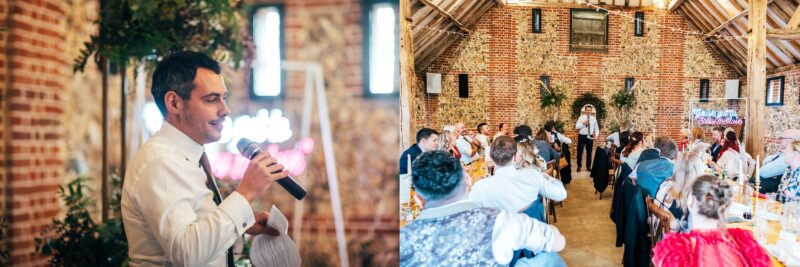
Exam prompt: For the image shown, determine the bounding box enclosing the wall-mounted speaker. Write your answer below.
[426,73,441,94]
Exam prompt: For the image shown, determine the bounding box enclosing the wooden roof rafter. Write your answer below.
[419,0,472,34]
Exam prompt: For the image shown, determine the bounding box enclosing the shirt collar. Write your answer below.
[493,165,518,176]
[417,200,481,220]
[155,121,205,164]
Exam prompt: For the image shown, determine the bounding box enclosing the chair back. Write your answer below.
[645,196,673,245]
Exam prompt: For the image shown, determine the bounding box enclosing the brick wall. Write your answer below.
[415,6,739,151]
[1,0,70,265]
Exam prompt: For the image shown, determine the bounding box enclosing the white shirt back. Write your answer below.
[468,165,567,213]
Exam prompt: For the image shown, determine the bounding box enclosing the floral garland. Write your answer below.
[571,93,607,121]
[540,80,567,109]
[611,88,636,110]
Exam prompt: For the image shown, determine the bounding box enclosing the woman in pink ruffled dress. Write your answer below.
[652,174,773,267]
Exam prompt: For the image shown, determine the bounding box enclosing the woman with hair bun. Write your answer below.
[652,175,772,267]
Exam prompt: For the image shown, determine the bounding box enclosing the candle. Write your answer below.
[755,155,760,181]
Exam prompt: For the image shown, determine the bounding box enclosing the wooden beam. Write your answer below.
[400,0,416,149]
[703,0,775,39]
[507,1,657,9]
[766,28,800,39]
[419,0,472,33]
[787,4,800,29]
[746,0,767,159]
[668,0,685,11]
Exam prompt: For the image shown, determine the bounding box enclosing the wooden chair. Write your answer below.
[645,196,674,245]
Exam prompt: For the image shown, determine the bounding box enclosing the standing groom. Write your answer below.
[575,105,599,172]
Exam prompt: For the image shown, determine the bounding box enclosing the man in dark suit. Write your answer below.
[400,128,439,175]
[710,126,725,162]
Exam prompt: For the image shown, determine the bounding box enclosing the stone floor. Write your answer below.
[552,168,623,267]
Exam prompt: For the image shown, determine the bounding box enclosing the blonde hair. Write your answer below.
[516,141,547,171]
[670,142,710,211]
[789,140,800,154]
[438,130,453,151]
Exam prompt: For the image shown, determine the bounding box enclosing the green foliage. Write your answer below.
[74,0,250,73]
[610,89,636,110]
[539,81,567,109]
[34,177,128,267]
[570,93,607,121]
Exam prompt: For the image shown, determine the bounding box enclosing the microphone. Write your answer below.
[237,138,307,200]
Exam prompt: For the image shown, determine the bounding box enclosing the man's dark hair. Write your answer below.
[477,122,488,132]
[491,136,518,166]
[654,136,678,159]
[513,135,530,143]
[513,124,533,138]
[151,51,222,117]
[498,123,508,130]
[416,128,439,143]
[411,150,464,201]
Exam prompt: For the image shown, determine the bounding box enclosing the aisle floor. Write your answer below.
[552,168,623,267]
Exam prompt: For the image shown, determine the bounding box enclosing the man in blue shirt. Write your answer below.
[400,128,439,175]
[755,129,800,193]
[631,137,678,199]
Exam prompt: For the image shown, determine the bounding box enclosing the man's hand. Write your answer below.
[236,151,290,202]
[245,211,280,236]
[583,120,589,126]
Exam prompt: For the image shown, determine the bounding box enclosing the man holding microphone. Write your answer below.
[122,52,286,266]
[575,105,599,172]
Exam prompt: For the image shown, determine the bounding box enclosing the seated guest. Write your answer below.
[474,122,491,159]
[689,127,704,149]
[400,128,439,175]
[780,140,800,201]
[606,122,631,153]
[655,143,709,231]
[677,129,690,152]
[455,122,476,165]
[534,129,561,163]
[514,124,534,139]
[757,129,800,193]
[517,140,548,173]
[652,175,772,267]
[400,150,566,266]
[714,131,755,180]
[544,122,573,184]
[440,126,461,159]
[620,132,645,168]
[493,122,510,141]
[469,136,567,213]
[710,126,725,162]
[630,137,677,199]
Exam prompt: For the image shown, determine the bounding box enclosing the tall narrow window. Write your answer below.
[634,12,644,37]
[625,77,635,92]
[365,1,399,96]
[251,5,284,98]
[699,79,710,102]
[766,76,785,106]
[540,75,550,96]
[532,9,542,33]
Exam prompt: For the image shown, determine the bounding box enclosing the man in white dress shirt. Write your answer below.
[575,106,600,172]
[400,150,566,266]
[469,136,567,213]
[121,52,288,267]
[455,122,475,165]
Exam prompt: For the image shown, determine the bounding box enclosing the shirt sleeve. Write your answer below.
[575,116,586,129]
[591,118,600,136]
[538,173,567,201]
[556,132,572,144]
[491,210,560,264]
[760,154,788,178]
[132,157,256,266]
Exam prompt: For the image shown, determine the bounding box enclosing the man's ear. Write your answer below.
[164,91,183,114]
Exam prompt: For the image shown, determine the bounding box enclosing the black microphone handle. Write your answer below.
[276,176,307,200]
[249,150,307,200]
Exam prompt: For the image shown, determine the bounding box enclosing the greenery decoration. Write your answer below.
[34,176,128,267]
[539,80,567,109]
[570,93,607,121]
[610,88,636,110]
[73,0,251,73]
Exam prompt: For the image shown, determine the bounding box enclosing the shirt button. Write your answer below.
[243,222,247,228]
